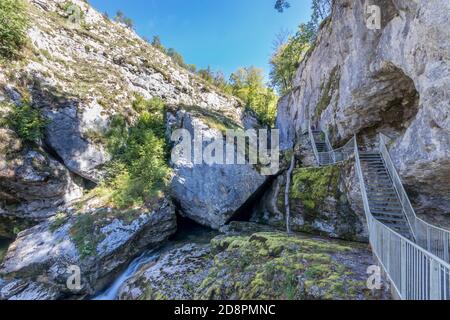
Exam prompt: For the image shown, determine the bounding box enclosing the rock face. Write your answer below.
[0,0,265,232]
[119,230,388,300]
[0,198,176,299]
[0,127,83,235]
[167,106,267,229]
[277,0,450,220]
[251,135,367,242]
[0,0,243,183]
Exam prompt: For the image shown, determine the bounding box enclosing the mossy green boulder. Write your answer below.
[120,231,385,300]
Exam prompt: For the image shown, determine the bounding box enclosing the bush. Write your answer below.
[3,102,48,143]
[0,0,28,60]
[102,97,170,208]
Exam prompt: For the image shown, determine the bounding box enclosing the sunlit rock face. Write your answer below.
[277,0,450,219]
[1,0,255,228]
[166,106,267,230]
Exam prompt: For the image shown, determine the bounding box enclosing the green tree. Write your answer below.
[230,67,278,126]
[4,101,48,143]
[0,0,28,60]
[270,24,314,94]
[274,0,290,12]
[198,66,215,84]
[311,0,332,31]
[114,10,134,29]
[104,97,170,208]
[167,48,186,68]
[151,36,166,53]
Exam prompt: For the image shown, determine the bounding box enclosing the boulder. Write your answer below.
[167,107,267,229]
[0,198,176,299]
[0,128,83,234]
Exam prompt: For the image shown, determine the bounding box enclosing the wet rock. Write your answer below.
[119,232,388,300]
[0,198,176,299]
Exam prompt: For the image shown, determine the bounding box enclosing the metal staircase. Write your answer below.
[359,152,413,240]
[307,124,450,300]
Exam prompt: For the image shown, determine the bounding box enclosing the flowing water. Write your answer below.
[93,248,162,300]
[93,217,219,300]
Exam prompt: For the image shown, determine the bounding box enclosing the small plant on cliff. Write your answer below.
[270,24,315,95]
[0,0,28,60]
[2,101,48,143]
[114,10,134,29]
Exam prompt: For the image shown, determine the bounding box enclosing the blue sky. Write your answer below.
[89,0,313,81]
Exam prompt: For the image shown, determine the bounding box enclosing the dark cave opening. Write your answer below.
[227,174,278,224]
[170,212,219,244]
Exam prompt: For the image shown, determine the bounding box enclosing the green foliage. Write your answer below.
[102,97,170,208]
[270,23,315,95]
[230,67,278,126]
[270,0,332,94]
[151,36,165,52]
[70,212,104,259]
[114,10,134,29]
[2,101,48,143]
[274,0,290,12]
[0,0,28,60]
[310,0,332,32]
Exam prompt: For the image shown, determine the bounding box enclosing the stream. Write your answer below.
[93,217,219,300]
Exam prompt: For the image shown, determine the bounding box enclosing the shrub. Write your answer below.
[3,101,48,143]
[0,0,28,59]
[102,97,170,208]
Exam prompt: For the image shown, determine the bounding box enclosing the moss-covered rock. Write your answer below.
[197,232,370,300]
[119,231,387,300]
[252,161,366,241]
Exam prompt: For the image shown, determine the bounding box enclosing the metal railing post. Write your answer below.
[430,260,440,300]
[401,240,407,299]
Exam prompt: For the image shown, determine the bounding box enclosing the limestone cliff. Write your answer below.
[276,0,450,223]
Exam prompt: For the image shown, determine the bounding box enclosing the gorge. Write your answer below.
[0,0,449,300]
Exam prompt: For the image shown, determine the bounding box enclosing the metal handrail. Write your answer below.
[317,137,355,166]
[379,133,450,262]
[308,120,320,165]
[324,130,336,163]
[354,135,450,300]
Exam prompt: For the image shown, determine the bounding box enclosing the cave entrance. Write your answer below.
[358,63,420,144]
[170,213,219,244]
[227,175,278,224]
